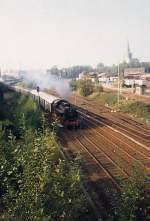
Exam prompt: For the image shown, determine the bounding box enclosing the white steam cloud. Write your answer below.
[22,70,71,98]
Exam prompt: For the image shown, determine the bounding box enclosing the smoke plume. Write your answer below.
[22,69,71,98]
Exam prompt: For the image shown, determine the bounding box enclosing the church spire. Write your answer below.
[126,40,132,63]
[127,40,130,54]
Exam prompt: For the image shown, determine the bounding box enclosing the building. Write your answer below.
[124,67,145,78]
[78,71,98,81]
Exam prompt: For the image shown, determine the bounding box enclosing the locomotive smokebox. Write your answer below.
[52,99,79,127]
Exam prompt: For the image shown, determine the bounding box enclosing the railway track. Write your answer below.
[82,119,150,169]
[78,108,150,150]
[100,114,150,141]
[69,95,150,146]
[102,112,150,136]
[113,112,150,132]
[77,107,150,148]
[60,131,122,220]
[61,130,125,188]
[58,136,103,220]
[46,91,149,219]
[60,125,149,220]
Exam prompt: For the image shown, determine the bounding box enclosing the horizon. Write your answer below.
[0,0,150,69]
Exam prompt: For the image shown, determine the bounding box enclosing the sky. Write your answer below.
[0,0,150,69]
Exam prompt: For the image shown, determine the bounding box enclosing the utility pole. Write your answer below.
[118,63,120,104]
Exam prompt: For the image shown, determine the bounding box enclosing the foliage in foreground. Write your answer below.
[0,129,86,221]
[0,89,86,221]
[113,167,149,221]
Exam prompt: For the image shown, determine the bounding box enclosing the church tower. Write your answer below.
[126,40,132,63]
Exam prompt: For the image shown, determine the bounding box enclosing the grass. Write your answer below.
[89,91,121,106]
[88,92,150,123]
[116,100,150,122]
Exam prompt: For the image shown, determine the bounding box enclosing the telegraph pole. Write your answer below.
[118,63,120,104]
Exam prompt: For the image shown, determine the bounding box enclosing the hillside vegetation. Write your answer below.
[0,85,87,221]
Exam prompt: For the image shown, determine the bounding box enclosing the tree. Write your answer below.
[114,167,148,221]
[70,79,78,91]
[78,79,94,96]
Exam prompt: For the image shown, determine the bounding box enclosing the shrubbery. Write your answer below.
[78,80,94,96]
[90,91,119,106]
[70,79,103,97]
[0,88,86,221]
[0,129,86,221]
[113,167,148,221]
[117,100,150,121]
[91,90,150,122]
[70,79,78,91]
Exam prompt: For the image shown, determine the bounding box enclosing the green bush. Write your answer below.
[0,88,86,220]
[0,129,86,221]
[0,92,43,138]
[70,79,78,91]
[113,167,148,221]
[78,79,94,97]
[92,92,119,106]
[118,101,150,121]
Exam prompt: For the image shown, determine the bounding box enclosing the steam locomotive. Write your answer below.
[52,99,80,127]
[13,86,80,128]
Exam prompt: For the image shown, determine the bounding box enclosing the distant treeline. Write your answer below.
[46,61,150,79]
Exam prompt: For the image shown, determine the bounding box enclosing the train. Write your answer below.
[12,86,80,128]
